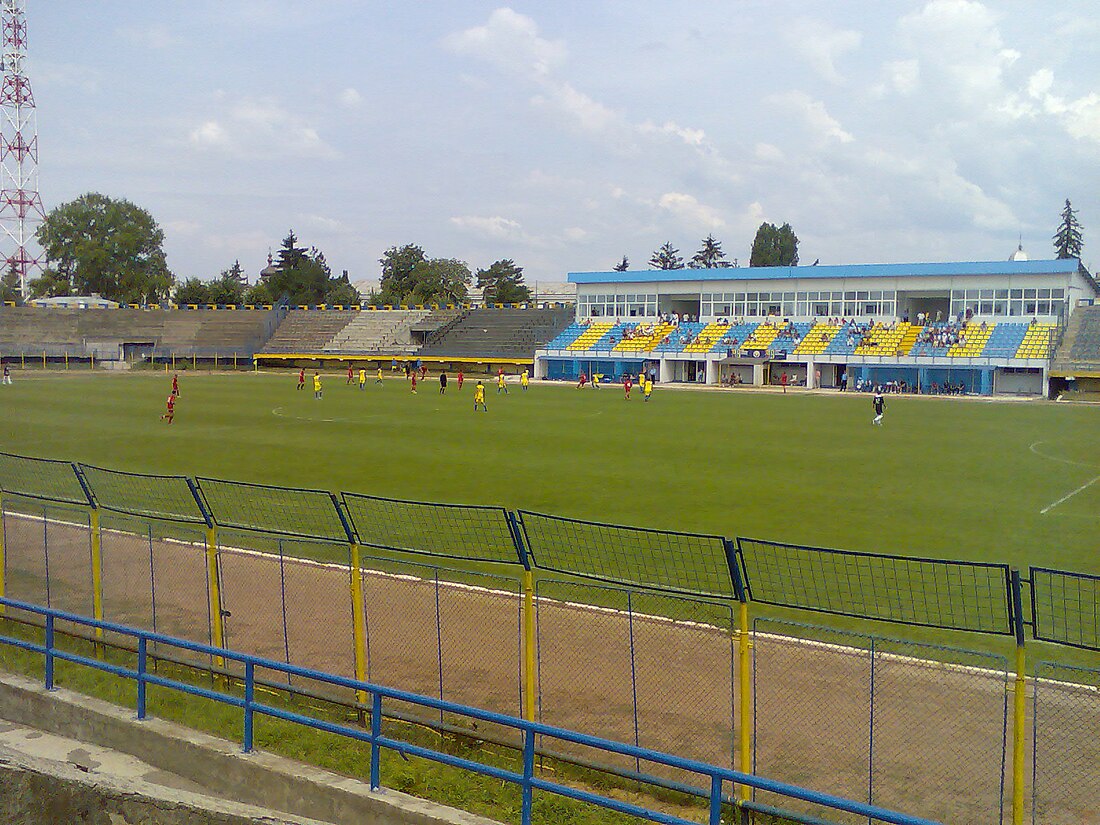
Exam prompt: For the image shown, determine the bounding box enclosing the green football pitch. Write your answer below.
[1,369,1097,577]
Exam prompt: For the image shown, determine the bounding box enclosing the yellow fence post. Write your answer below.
[0,491,5,617]
[349,542,368,707]
[522,568,536,722]
[206,525,225,670]
[738,600,751,800]
[1010,569,1027,825]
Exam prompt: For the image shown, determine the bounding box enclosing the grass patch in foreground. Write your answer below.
[0,618,778,825]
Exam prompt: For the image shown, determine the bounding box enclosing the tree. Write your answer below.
[1,262,23,304]
[1053,199,1084,260]
[27,267,71,299]
[477,259,531,304]
[613,255,629,272]
[407,258,471,305]
[689,234,728,268]
[206,265,248,305]
[749,222,799,267]
[35,192,174,303]
[264,231,329,304]
[649,242,684,270]
[324,271,361,306]
[378,244,428,305]
[174,277,210,305]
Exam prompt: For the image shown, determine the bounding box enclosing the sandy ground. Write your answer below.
[2,507,1097,824]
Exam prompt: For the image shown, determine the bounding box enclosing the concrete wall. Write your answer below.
[0,673,497,825]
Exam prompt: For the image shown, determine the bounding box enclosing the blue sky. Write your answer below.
[25,1,1100,287]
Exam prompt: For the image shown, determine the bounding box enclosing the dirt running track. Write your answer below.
[2,509,1097,824]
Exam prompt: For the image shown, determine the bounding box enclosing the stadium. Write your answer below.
[1,255,1099,824]
[1,3,1099,824]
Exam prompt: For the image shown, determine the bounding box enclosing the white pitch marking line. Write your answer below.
[1041,474,1100,515]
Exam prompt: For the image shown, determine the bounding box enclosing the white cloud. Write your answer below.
[638,120,708,147]
[1022,68,1100,143]
[338,87,363,108]
[118,23,177,50]
[189,121,230,150]
[658,193,726,231]
[187,97,337,160]
[771,91,854,143]
[787,19,862,84]
[164,220,201,236]
[450,215,525,240]
[563,227,588,242]
[873,59,920,96]
[301,214,348,233]
[443,7,565,79]
[754,143,785,162]
[531,82,624,137]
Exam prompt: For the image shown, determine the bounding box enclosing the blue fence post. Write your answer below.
[522,727,535,825]
[709,774,723,825]
[137,636,147,719]
[44,614,54,690]
[370,691,382,791]
[243,660,255,753]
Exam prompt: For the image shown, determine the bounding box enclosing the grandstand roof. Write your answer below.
[569,258,1083,284]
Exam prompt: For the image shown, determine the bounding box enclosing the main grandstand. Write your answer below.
[534,257,1100,396]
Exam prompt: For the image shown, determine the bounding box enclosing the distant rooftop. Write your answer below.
[569,258,1082,284]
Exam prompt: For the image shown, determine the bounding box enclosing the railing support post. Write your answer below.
[243,660,254,753]
[522,728,535,825]
[44,614,55,690]
[90,508,103,649]
[370,692,382,791]
[137,636,147,719]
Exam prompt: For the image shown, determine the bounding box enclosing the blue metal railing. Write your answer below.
[0,596,939,825]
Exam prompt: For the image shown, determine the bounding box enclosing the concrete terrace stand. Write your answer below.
[0,672,498,825]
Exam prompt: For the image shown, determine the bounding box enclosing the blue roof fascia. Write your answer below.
[568,259,1081,284]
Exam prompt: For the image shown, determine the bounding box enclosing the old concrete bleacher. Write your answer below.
[0,307,279,357]
[417,307,574,360]
[1063,307,1100,368]
[259,310,358,354]
[322,309,431,355]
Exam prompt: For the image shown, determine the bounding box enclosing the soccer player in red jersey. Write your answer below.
[624,375,632,400]
[297,368,305,390]
[456,370,464,390]
[171,373,179,397]
[347,365,354,385]
[161,394,175,424]
[410,372,418,393]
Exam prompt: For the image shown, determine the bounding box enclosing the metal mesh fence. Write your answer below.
[0,452,87,505]
[1,498,91,618]
[341,493,521,565]
[535,579,735,788]
[78,464,206,524]
[215,531,355,691]
[518,511,733,598]
[752,619,1008,825]
[196,478,347,542]
[1032,662,1100,825]
[1030,567,1100,651]
[98,513,211,663]
[739,537,1014,633]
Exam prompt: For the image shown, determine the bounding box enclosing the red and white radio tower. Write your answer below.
[0,0,43,298]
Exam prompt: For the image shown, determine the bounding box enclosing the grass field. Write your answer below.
[2,369,1097,578]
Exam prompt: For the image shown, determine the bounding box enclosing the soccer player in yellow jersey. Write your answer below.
[496,371,509,394]
[643,378,653,402]
[474,380,487,411]
[358,368,366,390]
[521,369,529,391]
[376,368,384,385]
[313,372,322,400]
